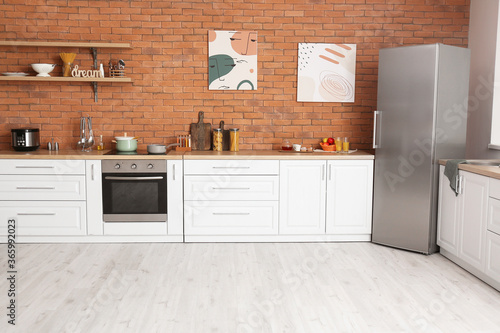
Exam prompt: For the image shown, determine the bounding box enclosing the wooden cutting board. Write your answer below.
[219,120,230,151]
[190,111,211,150]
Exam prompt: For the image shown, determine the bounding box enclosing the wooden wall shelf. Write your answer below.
[0,76,131,82]
[0,40,133,102]
[0,41,132,49]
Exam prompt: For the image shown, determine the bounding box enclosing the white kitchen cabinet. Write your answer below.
[438,166,496,285]
[184,159,279,238]
[438,167,488,270]
[85,160,103,235]
[279,160,326,235]
[0,159,88,238]
[326,160,373,235]
[458,171,489,271]
[437,165,460,255]
[279,159,373,238]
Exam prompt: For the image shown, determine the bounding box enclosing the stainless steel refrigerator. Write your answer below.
[372,44,470,254]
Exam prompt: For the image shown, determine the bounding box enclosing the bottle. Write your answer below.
[229,128,239,152]
[97,135,105,150]
[99,63,105,78]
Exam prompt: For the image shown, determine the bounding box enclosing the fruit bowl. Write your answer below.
[320,142,335,151]
[31,63,56,77]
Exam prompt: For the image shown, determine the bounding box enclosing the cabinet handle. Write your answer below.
[16,186,55,190]
[15,166,54,169]
[329,164,332,181]
[91,164,95,181]
[373,110,381,148]
[17,213,56,216]
[173,164,176,181]
[212,212,250,216]
[322,165,325,181]
[212,187,250,190]
[212,166,250,169]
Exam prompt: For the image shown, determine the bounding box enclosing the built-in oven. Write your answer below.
[102,159,167,222]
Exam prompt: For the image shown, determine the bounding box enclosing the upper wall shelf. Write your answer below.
[0,40,133,102]
[0,41,132,49]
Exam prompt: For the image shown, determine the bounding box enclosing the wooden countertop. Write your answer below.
[0,149,183,160]
[439,159,500,180]
[183,150,374,160]
[0,149,373,161]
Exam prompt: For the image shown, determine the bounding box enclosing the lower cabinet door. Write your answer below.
[485,231,500,283]
[437,165,460,255]
[184,201,278,235]
[458,171,488,271]
[279,160,326,235]
[0,201,86,236]
[326,160,373,235]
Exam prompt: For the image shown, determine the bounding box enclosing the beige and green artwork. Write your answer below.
[208,30,257,90]
[297,43,356,103]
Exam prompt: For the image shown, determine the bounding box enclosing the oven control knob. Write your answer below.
[131,164,137,169]
[114,164,121,169]
[147,163,154,169]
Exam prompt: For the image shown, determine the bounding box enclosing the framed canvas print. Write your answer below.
[297,43,356,102]
[208,30,258,90]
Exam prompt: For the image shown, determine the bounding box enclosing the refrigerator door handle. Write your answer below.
[373,110,381,148]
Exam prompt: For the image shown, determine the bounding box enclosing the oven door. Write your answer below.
[102,173,167,222]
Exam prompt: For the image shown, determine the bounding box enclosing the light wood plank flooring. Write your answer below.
[1,242,500,332]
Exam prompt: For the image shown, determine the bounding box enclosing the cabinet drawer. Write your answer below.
[0,201,86,236]
[485,231,500,282]
[491,178,500,200]
[184,160,279,175]
[0,159,85,175]
[0,175,85,200]
[184,176,279,201]
[184,201,278,235]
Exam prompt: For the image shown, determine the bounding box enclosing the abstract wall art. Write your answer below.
[208,30,258,90]
[297,43,356,103]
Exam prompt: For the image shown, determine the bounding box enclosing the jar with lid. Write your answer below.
[213,128,223,151]
[229,128,239,152]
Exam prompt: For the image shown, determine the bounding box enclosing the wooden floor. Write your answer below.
[1,242,500,332]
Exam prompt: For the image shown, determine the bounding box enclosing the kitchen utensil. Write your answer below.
[31,63,56,77]
[219,121,230,151]
[87,117,94,148]
[190,111,211,150]
[147,144,166,154]
[11,128,40,151]
[114,135,138,152]
[2,72,28,76]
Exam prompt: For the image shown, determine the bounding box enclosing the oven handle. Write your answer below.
[104,176,164,181]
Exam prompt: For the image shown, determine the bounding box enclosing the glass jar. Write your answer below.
[213,128,223,151]
[229,128,239,152]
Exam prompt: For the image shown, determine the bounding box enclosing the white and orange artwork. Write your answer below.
[297,43,356,102]
[208,30,257,90]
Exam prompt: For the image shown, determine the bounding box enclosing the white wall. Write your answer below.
[466,0,500,158]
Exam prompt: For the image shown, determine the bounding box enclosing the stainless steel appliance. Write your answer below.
[11,128,40,151]
[102,159,167,222]
[372,44,470,254]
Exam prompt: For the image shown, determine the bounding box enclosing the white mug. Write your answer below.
[293,144,301,152]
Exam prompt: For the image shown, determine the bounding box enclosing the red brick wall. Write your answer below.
[0,0,470,151]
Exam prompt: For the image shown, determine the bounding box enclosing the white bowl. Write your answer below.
[31,63,56,77]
